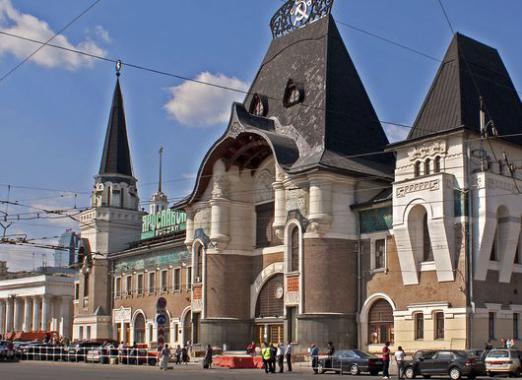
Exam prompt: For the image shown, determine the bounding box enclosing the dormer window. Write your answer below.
[249,93,268,117]
[283,79,304,107]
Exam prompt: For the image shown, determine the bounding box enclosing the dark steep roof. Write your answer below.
[98,78,134,178]
[408,33,522,145]
[244,15,394,176]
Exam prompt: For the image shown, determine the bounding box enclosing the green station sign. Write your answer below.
[141,209,186,240]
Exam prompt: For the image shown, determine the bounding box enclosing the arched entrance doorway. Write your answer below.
[134,313,146,344]
[368,299,394,344]
[255,273,285,344]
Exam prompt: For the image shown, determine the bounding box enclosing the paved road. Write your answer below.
[0,361,324,379]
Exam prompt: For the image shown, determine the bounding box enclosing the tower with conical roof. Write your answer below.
[73,68,144,342]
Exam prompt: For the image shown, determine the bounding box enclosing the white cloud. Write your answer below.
[384,123,410,143]
[0,0,108,70]
[164,72,249,127]
[92,25,110,43]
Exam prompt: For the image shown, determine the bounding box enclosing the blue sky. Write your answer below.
[0,0,521,270]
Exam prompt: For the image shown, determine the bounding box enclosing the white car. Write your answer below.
[485,349,522,377]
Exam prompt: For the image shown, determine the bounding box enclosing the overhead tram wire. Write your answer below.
[0,0,103,84]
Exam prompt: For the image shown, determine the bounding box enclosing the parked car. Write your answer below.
[24,343,56,361]
[86,343,118,364]
[315,349,383,375]
[403,350,484,380]
[118,347,157,366]
[0,341,16,361]
[485,349,522,377]
[66,342,103,362]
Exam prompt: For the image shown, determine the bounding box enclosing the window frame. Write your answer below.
[136,273,144,296]
[173,268,181,292]
[126,275,132,296]
[288,224,300,273]
[488,312,496,340]
[414,313,424,340]
[148,271,156,294]
[434,311,445,340]
[514,313,520,340]
[374,238,387,271]
[115,277,121,298]
[186,266,192,290]
[160,269,168,292]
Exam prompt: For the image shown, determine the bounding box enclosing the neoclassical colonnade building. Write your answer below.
[0,274,75,338]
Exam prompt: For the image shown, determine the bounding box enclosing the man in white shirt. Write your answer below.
[395,346,406,379]
[285,343,293,372]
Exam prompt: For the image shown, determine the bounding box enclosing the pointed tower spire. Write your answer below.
[99,62,134,178]
[158,146,164,193]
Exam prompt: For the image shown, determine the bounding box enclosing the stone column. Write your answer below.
[60,296,72,338]
[5,297,13,333]
[120,321,126,344]
[32,296,42,332]
[0,299,6,335]
[23,297,32,332]
[41,296,51,331]
[13,297,22,332]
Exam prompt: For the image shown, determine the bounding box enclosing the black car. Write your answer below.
[316,349,383,375]
[404,350,485,380]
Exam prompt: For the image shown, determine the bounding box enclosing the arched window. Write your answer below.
[414,161,421,177]
[289,226,300,272]
[368,299,394,344]
[415,313,424,340]
[424,158,431,175]
[255,274,284,318]
[195,244,203,283]
[408,205,433,263]
[283,79,304,107]
[134,313,146,344]
[434,156,441,173]
[249,94,268,117]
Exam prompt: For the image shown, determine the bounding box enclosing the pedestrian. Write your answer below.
[310,344,320,374]
[327,341,335,357]
[507,338,514,349]
[261,343,271,374]
[175,345,181,365]
[277,342,285,373]
[181,346,189,364]
[382,341,391,379]
[285,342,293,372]
[395,346,405,379]
[159,344,170,370]
[203,344,213,369]
[246,341,256,355]
[270,343,277,373]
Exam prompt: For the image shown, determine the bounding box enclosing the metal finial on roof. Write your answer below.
[115,60,122,77]
[158,146,164,193]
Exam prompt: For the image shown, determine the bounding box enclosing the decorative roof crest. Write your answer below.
[270,0,334,39]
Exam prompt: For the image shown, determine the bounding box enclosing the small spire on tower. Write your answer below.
[115,59,122,77]
[158,146,164,193]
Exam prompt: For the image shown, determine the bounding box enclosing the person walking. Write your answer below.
[175,345,181,365]
[327,341,335,357]
[203,344,213,369]
[395,346,405,379]
[311,344,320,374]
[285,342,293,372]
[261,343,271,374]
[276,342,285,373]
[382,341,391,379]
[159,344,171,370]
[181,345,189,364]
[270,343,277,373]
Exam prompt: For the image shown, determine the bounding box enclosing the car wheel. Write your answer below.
[350,364,360,376]
[405,367,416,379]
[317,363,326,374]
[449,367,462,380]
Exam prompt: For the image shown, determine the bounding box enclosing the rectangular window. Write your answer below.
[375,239,386,269]
[187,267,192,290]
[174,323,179,343]
[86,326,91,340]
[149,324,154,342]
[126,276,132,295]
[74,283,80,300]
[255,202,277,248]
[149,272,156,293]
[415,313,424,340]
[115,277,121,297]
[79,326,84,340]
[287,306,298,343]
[516,239,522,264]
[435,312,444,340]
[489,312,496,340]
[83,273,89,297]
[174,268,181,291]
[161,270,168,292]
[514,313,520,340]
[137,274,144,295]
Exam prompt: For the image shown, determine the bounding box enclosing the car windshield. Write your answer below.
[488,350,510,358]
[352,350,373,358]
